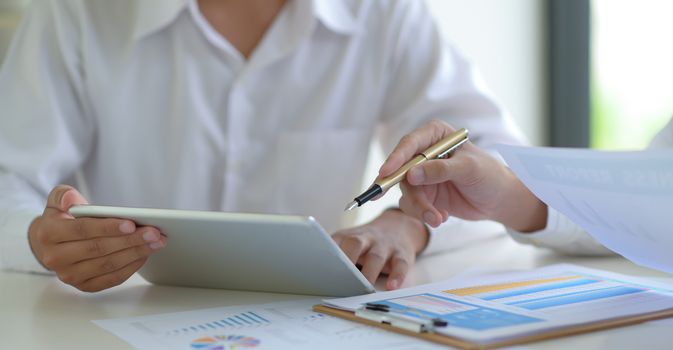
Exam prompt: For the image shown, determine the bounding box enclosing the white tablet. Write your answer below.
[68,205,375,297]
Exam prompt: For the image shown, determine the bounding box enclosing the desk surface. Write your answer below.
[3,221,673,349]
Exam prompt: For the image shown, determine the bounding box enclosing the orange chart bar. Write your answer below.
[445,275,582,296]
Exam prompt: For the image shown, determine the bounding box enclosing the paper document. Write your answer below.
[322,264,673,344]
[94,299,445,350]
[498,145,673,273]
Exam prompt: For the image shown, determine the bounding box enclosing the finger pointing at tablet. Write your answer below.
[28,185,167,292]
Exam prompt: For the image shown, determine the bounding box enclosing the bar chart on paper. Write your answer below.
[163,311,272,336]
[445,273,650,317]
[94,300,446,350]
[373,272,664,333]
[321,264,673,345]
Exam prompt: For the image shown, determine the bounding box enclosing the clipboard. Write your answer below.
[313,304,673,349]
[311,264,673,349]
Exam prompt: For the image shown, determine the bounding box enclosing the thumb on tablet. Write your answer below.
[47,185,89,215]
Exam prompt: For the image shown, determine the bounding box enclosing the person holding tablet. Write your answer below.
[381,118,673,256]
[0,0,525,292]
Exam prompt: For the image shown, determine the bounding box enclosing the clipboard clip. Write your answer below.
[355,303,449,334]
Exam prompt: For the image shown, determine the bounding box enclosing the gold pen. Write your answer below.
[344,128,469,211]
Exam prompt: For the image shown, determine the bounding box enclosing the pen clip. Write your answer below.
[355,304,448,333]
[436,137,469,159]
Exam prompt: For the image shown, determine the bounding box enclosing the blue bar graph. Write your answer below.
[510,286,644,310]
[169,311,272,335]
[234,316,251,325]
[378,294,544,331]
[481,278,600,300]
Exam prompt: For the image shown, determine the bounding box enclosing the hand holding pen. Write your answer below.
[346,126,469,211]
[349,120,548,232]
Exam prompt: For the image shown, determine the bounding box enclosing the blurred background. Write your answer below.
[2,0,672,219]
[4,0,672,148]
[590,0,673,149]
[0,0,24,63]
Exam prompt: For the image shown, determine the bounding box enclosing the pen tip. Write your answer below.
[344,201,358,211]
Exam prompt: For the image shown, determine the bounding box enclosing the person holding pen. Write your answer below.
[379,118,673,255]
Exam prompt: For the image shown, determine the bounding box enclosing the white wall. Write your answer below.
[427,0,547,146]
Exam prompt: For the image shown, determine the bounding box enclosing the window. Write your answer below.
[591,0,673,149]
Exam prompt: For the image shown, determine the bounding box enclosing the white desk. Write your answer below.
[3,221,673,349]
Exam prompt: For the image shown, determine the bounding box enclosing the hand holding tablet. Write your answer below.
[27,186,167,292]
[69,204,375,296]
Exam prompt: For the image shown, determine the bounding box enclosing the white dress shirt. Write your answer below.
[507,117,673,256]
[0,0,525,273]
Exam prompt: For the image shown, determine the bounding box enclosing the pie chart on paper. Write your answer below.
[190,335,260,349]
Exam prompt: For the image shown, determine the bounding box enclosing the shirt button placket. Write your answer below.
[221,79,252,212]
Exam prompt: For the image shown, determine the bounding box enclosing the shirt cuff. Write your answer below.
[0,210,51,274]
[506,207,614,256]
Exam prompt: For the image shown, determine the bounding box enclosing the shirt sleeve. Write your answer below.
[0,1,92,273]
[0,180,47,274]
[505,207,614,256]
